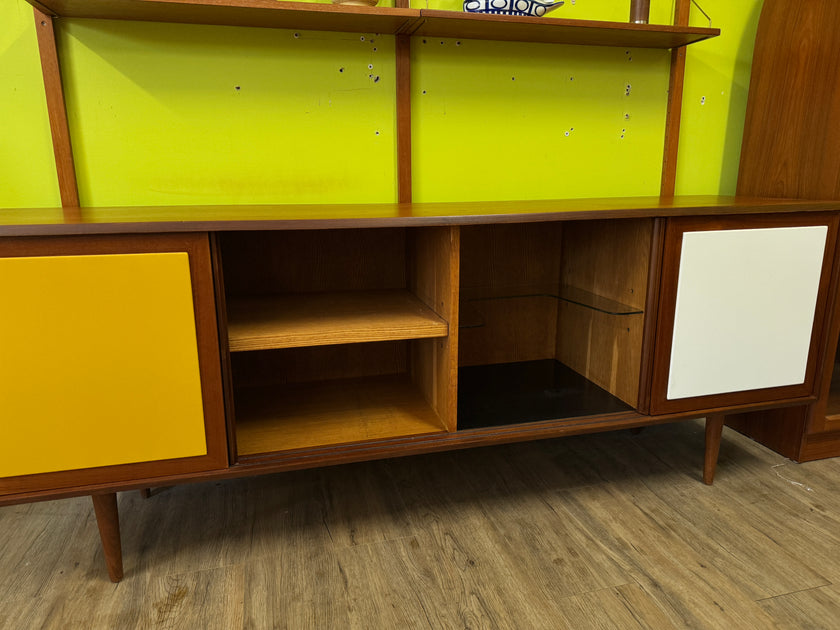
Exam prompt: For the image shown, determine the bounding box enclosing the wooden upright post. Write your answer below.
[660,0,691,196]
[33,8,80,208]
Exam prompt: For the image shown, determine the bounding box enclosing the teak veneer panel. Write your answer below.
[2,197,839,236]
[227,290,448,351]
[235,374,446,455]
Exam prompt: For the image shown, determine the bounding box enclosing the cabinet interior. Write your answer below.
[458,219,652,429]
[217,227,457,458]
[217,219,651,458]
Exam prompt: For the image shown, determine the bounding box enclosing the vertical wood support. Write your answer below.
[660,0,691,196]
[396,33,412,204]
[703,414,725,485]
[395,0,412,203]
[33,7,80,208]
[91,493,124,582]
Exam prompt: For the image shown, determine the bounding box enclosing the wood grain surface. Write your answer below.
[226,290,448,351]
[2,419,839,627]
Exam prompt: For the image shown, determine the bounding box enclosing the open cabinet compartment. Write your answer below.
[457,219,652,429]
[216,227,459,459]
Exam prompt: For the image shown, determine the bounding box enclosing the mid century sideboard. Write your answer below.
[3,0,839,582]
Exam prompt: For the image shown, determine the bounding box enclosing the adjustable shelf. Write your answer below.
[31,0,719,49]
[227,290,448,351]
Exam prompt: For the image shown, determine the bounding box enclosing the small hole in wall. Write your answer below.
[294,33,300,38]
[368,64,373,69]
[374,76,380,83]
[422,90,427,94]
[234,86,241,91]
[373,47,377,52]
[375,130,380,135]
[361,36,365,41]
[339,67,344,73]
[456,41,461,46]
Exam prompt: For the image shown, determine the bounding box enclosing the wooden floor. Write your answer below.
[2,419,840,629]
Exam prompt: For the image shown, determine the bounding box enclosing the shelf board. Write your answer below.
[457,359,632,429]
[31,0,419,33]
[30,1,718,48]
[235,374,446,455]
[227,289,448,351]
[413,10,720,48]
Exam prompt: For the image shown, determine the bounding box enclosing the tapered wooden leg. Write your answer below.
[91,493,124,582]
[703,414,726,485]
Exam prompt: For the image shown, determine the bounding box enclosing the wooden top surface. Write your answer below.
[28,0,717,48]
[1,197,838,237]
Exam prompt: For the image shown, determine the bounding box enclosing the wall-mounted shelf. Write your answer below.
[29,0,419,34]
[31,0,719,48]
[412,10,719,48]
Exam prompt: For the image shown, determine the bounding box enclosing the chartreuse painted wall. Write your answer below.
[0,0,761,209]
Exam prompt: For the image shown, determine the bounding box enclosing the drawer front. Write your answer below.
[650,214,839,415]
[0,234,227,496]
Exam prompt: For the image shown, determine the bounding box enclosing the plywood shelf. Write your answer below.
[227,290,448,351]
[234,374,447,455]
[461,284,643,316]
[29,0,718,49]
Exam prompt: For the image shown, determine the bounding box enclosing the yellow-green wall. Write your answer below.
[0,0,762,209]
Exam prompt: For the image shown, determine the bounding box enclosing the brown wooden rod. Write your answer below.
[395,33,412,204]
[33,7,80,208]
[703,414,726,485]
[660,0,691,197]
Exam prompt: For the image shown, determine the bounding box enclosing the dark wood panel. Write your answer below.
[724,407,808,462]
[0,233,228,496]
[737,0,840,199]
[2,197,840,237]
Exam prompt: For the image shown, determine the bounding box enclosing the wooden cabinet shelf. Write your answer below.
[227,290,448,351]
[31,0,718,49]
[235,374,447,455]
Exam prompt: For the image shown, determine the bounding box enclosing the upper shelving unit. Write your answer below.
[30,0,719,48]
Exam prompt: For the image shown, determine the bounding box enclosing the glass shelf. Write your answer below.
[459,284,642,330]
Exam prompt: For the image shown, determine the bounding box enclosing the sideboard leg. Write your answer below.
[703,414,726,485]
[91,493,124,582]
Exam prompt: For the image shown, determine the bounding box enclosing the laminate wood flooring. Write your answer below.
[2,419,839,629]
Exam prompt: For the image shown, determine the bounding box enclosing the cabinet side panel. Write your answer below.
[557,219,652,407]
[410,226,459,431]
[667,226,827,400]
[0,252,207,477]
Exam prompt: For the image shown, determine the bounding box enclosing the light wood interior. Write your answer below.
[459,219,651,408]
[220,227,459,457]
[235,374,446,455]
[227,290,447,351]
[557,219,652,407]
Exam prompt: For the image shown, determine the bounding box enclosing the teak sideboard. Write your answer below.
[4,0,840,582]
